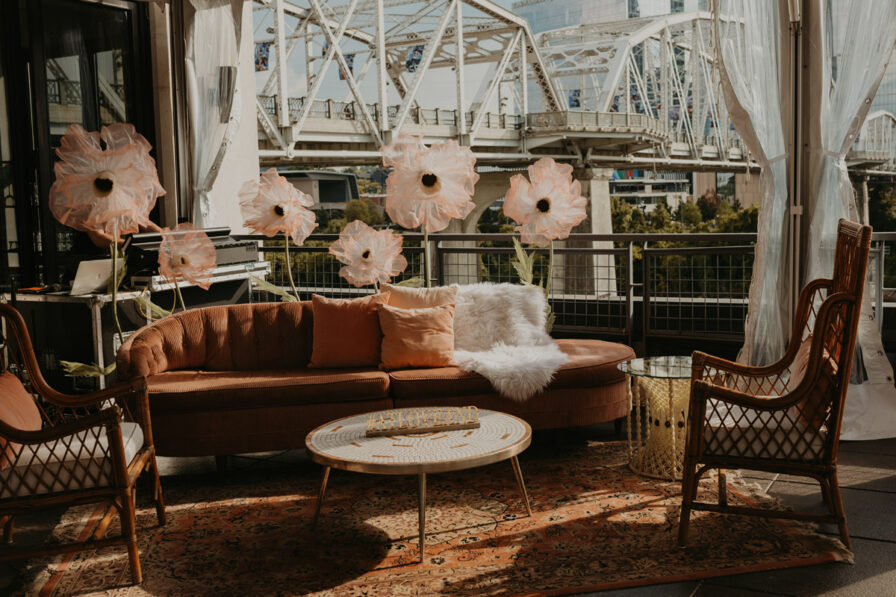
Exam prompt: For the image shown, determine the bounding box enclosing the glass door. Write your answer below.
[0,0,154,287]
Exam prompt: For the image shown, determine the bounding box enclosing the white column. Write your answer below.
[274,0,290,128]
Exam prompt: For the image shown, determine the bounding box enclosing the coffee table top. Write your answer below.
[305,408,531,475]
[617,355,692,379]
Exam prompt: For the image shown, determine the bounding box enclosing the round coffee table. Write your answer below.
[618,355,692,480]
[305,408,532,562]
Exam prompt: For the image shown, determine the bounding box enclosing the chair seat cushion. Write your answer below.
[0,422,143,499]
[388,339,634,399]
[704,406,826,461]
[147,369,391,414]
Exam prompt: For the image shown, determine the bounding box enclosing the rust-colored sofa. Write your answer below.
[116,301,635,458]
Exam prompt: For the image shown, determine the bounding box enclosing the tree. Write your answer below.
[678,200,702,227]
[342,198,385,226]
[697,189,721,221]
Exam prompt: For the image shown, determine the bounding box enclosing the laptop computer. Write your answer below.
[70,259,121,296]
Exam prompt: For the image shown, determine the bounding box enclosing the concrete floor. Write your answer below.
[2,423,894,596]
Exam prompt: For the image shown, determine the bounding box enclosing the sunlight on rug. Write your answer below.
[23,441,850,596]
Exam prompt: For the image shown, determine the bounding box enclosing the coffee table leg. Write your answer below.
[418,473,426,563]
[511,456,532,516]
[311,466,330,528]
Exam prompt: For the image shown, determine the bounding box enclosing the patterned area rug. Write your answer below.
[25,440,850,596]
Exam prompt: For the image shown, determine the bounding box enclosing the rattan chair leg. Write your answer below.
[819,476,834,511]
[677,461,697,546]
[92,501,120,541]
[120,488,142,583]
[150,457,166,526]
[827,470,851,550]
[2,516,13,543]
[718,470,727,507]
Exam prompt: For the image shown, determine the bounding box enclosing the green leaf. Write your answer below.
[545,307,555,334]
[135,292,172,320]
[60,361,116,378]
[250,275,299,302]
[510,238,536,286]
[393,276,423,288]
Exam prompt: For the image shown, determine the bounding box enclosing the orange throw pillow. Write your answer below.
[309,293,390,368]
[0,372,42,469]
[381,284,457,309]
[378,303,457,370]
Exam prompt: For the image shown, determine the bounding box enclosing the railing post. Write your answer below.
[627,242,635,349]
[433,237,443,286]
[326,99,333,119]
[642,241,650,356]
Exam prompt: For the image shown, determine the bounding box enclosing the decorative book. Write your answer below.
[365,406,480,437]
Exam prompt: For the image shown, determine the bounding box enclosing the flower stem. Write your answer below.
[374,280,380,294]
[109,242,124,347]
[174,279,187,312]
[546,240,554,299]
[423,228,431,288]
[284,233,300,300]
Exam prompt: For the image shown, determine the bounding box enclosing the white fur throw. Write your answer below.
[452,283,568,401]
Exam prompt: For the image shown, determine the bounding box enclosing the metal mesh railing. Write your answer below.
[644,243,754,340]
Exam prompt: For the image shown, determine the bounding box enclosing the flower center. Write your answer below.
[179,255,189,266]
[93,172,115,196]
[536,198,551,213]
[421,173,438,187]
[361,249,372,260]
[273,204,286,217]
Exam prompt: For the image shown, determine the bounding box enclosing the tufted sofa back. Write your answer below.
[116,302,314,378]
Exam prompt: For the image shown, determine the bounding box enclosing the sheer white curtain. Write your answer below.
[714,0,791,366]
[185,0,243,226]
[804,0,896,439]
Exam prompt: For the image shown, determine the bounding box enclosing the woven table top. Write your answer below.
[305,408,531,475]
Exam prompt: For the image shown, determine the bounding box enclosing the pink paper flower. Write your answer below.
[49,123,165,241]
[503,158,587,246]
[381,135,478,232]
[239,168,318,244]
[329,220,408,287]
[158,223,217,290]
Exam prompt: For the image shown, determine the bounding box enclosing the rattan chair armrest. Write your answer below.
[39,378,146,409]
[0,405,122,445]
[692,351,789,379]
[695,379,801,411]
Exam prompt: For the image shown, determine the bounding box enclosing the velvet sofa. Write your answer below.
[116,301,635,458]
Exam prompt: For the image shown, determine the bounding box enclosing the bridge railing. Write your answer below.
[258,95,523,131]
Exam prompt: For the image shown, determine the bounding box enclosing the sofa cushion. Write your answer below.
[0,372,43,470]
[309,294,390,368]
[381,283,457,309]
[146,369,391,414]
[389,339,634,399]
[378,303,457,370]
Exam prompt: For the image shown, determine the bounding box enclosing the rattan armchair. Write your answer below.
[678,219,872,550]
[0,302,165,583]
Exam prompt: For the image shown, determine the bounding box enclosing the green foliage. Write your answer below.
[343,198,385,226]
[697,189,721,220]
[393,276,423,288]
[357,179,383,194]
[325,218,347,233]
[510,238,554,333]
[60,361,116,378]
[250,274,298,302]
[677,200,702,227]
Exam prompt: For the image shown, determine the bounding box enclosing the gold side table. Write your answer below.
[618,356,692,480]
[305,408,532,563]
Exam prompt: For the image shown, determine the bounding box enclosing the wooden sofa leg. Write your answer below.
[215,455,228,474]
[2,516,13,543]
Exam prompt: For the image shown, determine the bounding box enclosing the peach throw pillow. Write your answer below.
[309,293,390,368]
[0,372,42,469]
[377,303,457,370]
[381,283,457,309]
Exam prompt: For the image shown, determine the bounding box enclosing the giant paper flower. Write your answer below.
[239,168,318,244]
[158,223,217,290]
[503,158,587,246]
[381,135,478,232]
[329,220,408,287]
[49,123,165,241]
